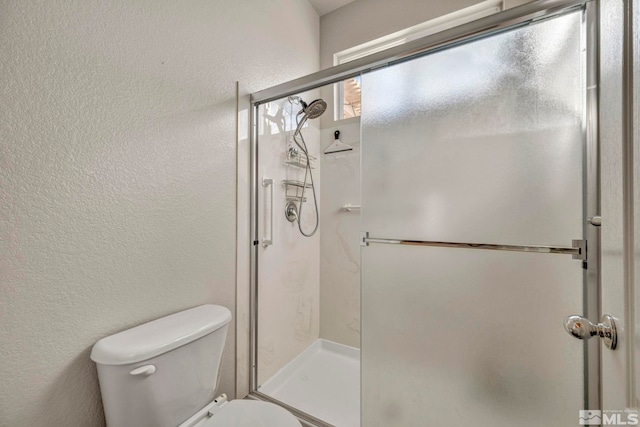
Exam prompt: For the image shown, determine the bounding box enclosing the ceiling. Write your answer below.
[307,0,356,16]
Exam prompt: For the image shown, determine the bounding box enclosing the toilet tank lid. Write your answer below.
[90,304,232,366]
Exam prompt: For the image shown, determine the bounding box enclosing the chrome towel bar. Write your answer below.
[360,232,586,260]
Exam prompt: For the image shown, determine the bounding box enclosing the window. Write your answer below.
[333,0,504,120]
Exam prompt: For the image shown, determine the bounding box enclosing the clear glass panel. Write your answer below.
[256,96,322,388]
[361,10,585,427]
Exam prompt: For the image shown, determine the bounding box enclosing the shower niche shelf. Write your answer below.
[285,148,315,168]
[282,180,313,188]
[283,148,315,205]
[284,160,314,169]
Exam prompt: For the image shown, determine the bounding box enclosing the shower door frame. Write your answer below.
[247,0,603,424]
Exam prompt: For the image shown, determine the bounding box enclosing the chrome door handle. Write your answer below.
[563,314,617,350]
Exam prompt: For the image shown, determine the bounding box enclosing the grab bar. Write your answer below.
[262,178,273,247]
[360,232,586,260]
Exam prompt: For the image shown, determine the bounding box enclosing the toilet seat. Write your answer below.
[202,400,302,427]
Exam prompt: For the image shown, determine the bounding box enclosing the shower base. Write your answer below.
[258,339,360,427]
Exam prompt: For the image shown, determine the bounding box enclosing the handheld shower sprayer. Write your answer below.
[300,99,327,120]
[293,99,327,138]
[288,97,326,237]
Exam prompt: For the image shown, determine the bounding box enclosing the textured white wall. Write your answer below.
[0,1,318,426]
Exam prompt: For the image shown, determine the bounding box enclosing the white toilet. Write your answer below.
[90,304,301,427]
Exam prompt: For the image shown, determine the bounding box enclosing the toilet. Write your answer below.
[90,304,301,427]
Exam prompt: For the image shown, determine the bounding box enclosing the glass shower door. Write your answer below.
[360,9,589,427]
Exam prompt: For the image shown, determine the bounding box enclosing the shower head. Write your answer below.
[293,98,327,139]
[299,99,327,120]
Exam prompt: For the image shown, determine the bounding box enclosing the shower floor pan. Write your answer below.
[259,339,360,427]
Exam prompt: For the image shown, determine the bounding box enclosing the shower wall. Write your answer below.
[256,98,321,387]
[319,119,361,348]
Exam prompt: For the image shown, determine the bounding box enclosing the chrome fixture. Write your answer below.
[360,232,586,260]
[588,215,602,226]
[563,315,617,350]
[299,99,327,120]
[286,97,326,237]
[285,202,298,222]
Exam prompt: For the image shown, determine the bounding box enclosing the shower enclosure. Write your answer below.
[359,7,591,425]
[243,0,635,425]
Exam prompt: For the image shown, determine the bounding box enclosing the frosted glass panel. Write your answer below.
[362,12,584,247]
[361,10,585,427]
[361,247,584,426]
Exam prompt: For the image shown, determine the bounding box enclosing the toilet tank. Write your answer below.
[90,304,232,427]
